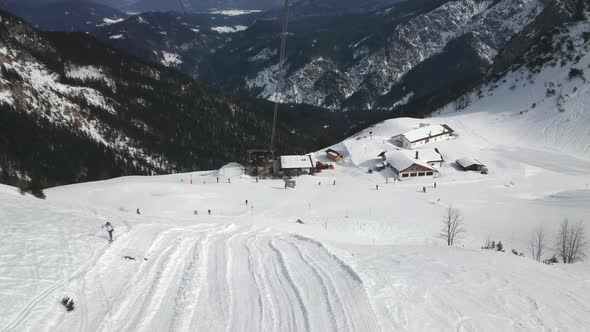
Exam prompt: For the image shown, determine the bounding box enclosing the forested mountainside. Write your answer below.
[0,9,353,189]
[89,0,553,111]
[93,11,260,71]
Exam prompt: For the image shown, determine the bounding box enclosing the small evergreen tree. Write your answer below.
[61,297,75,312]
[16,177,46,199]
[28,177,46,199]
[496,241,504,252]
[568,67,585,81]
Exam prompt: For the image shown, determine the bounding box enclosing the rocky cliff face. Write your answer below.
[490,0,584,76]
[209,0,549,110]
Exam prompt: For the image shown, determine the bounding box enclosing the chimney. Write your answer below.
[415,151,419,159]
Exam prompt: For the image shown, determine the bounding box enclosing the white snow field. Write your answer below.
[2,101,590,331]
[2,22,590,332]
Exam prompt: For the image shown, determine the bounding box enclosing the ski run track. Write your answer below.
[90,224,378,332]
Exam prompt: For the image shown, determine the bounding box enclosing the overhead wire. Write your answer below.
[270,0,290,152]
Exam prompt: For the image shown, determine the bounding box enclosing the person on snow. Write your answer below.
[103,221,114,241]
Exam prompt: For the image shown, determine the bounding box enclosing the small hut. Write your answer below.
[456,158,486,172]
[325,149,344,162]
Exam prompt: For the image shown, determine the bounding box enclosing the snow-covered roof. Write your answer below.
[280,155,314,169]
[402,149,443,162]
[456,157,484,168]
[326,149,343,157]
[396,124,453,143]
[384,151,435,173]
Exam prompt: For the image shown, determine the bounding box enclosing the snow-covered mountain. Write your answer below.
[4,0,571,113]
[0,9,353,188]
[242,0,549,110]
[434,1,590,159]
[89,0,553,111]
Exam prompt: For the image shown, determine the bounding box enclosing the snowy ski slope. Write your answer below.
[2,93,590,331]
[2,17,590,332]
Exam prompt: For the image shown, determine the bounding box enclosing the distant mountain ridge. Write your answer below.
[83,0,555,111]
[2,0,554,112]
[0,0,128,32]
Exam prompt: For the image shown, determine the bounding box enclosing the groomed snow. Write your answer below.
[2,89,590,330]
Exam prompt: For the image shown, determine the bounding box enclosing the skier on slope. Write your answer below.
[103,221,114,241]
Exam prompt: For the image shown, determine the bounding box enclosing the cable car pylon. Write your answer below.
[270,0,290,154]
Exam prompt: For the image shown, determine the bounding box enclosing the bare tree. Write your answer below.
[529,225,546,261]
[555,219,587,263]
[438,206,465,246]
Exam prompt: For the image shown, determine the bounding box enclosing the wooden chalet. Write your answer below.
[382,151,437,179]
[392,124,454,149]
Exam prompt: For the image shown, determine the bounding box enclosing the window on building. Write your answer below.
[426,172,433,176]
[402,174,409,178]
[410,173,417,177]
[418,172,425,176]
